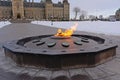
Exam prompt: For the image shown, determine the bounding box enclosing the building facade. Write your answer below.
[0,0,69,20]
[115,8,120,21]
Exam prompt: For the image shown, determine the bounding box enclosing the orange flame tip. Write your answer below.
[54,23,78,37]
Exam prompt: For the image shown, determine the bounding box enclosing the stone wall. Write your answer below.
[24,7,45,20]
[0,6,12,19]
[0,0,70,20]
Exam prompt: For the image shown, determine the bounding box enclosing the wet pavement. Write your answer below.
[0,23,120,80]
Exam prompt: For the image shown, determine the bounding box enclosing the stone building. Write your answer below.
[115,8,120,21]
[0,0,69,20]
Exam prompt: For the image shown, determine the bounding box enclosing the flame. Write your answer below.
[54,23,78,37]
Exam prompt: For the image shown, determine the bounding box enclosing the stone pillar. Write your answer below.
[63,0,69,20]
[32,0,34,6]
[45,0,53,20]
[12,0,25,19]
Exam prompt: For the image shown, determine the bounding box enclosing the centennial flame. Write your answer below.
[54,23,78,37]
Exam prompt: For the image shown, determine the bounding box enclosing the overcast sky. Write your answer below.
[34,0,120,18]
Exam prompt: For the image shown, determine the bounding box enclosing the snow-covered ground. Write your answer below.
[0,21,11,28]
[31,21,120,36]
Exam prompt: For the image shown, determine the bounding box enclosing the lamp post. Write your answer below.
[62,16,64,21]
[51,16,53,25]
[37,18,38,24]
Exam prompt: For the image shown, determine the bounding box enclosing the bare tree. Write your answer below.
[99,15,103,20]
[73,7,80,20]
[89,15,96,21]
[79,10,87,20]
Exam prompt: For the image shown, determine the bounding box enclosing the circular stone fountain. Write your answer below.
[3,34,117,69]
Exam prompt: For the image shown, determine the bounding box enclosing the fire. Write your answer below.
[54,23,78,37]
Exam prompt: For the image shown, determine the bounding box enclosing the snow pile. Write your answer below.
[31,21,120,36]
[0,21,11,28]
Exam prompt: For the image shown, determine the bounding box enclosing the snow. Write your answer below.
[31,21,120,36]
[0,21,11,28]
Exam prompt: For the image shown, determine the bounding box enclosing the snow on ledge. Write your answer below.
[31,21,120,36]
[0,21,11,28]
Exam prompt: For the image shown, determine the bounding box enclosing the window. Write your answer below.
[16,2,20,10]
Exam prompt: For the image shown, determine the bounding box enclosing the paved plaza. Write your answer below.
[0,23,120,80]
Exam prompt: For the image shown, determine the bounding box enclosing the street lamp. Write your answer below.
[51,16,53,25]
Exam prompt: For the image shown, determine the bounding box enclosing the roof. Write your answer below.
[53,3,64,7]
[0,1,64,8]
[24,2,45,8]
[0,1,12,7]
